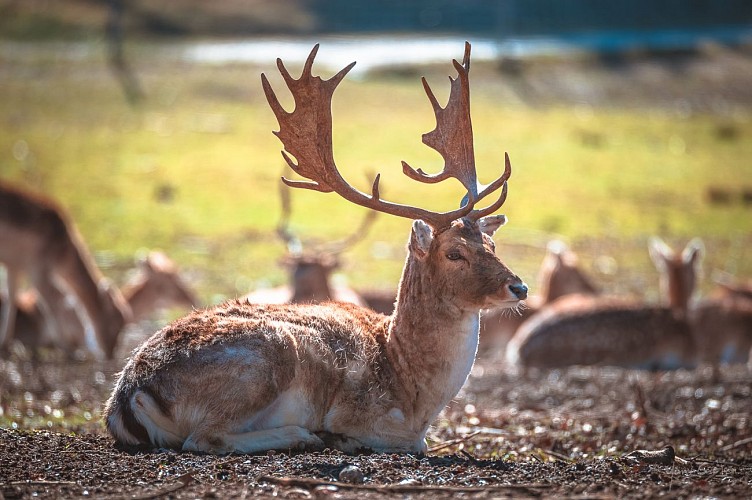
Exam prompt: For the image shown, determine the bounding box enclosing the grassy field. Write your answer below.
[1,40,751,305]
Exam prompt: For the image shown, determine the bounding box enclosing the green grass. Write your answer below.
[1,42,751,304]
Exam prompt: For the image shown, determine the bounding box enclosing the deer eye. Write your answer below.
[446,251,463,261]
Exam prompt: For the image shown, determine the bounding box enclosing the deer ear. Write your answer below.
[682,238,704,266]
[648,237,672,270]
[478,214,507,236]
[409,220,433,259]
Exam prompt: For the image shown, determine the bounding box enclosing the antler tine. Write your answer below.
[466,152,513,221]
[263,44,482,229]
[401,41,481,200]
[401,41,512,221]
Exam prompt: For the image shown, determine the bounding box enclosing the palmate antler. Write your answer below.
[261,42,511,229]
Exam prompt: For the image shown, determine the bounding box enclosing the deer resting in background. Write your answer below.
[4,250,198,353]
[243,178,373,307]
[691,271,752,370]
[506,237,702,369]
[479,240,598,353]
[104,43,527,454]
[0,181,132,358]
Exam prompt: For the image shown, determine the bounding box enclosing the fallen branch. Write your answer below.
[258,474,551,495]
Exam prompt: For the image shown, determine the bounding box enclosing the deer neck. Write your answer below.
[385,255,479,433]
[291,274,333,303]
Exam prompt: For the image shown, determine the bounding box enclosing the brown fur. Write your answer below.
[509,296,695,369]
[691,288,752,367]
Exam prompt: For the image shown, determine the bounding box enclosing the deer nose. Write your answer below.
[509,282,528,300]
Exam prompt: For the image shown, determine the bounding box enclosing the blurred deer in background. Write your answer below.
[0,181,132,358]
[691,271,752,373]
[243,179,374,307]
[479,240,598,353]
[105,43,527,454]
[710,272,752,302]
[506,237,702,369]
[2,250,198,355]
[123,251,198,323]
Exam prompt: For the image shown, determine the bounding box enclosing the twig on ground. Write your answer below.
[427,430,481,453]
[694,458,748,469]
[6,480,78,486]
[541,448,573,462]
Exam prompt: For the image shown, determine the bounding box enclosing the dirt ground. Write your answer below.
[1,326,750,499]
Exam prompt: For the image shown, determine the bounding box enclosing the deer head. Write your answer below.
[649,237,704,317]
[538,240,598,303]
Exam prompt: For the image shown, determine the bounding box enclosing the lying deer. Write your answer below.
[479,240,598,353]
[710,272,752,302]
[691,272,752,369]
[506,237,702,369]
[0,181,132,358]
[243,179,372,307]
[3,250,198,354]
[104,43,527,454]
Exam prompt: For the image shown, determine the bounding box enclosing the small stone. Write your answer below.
[338,465,364,484]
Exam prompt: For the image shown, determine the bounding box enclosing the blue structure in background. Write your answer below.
[307,0,752,52]
[310,0,751,35]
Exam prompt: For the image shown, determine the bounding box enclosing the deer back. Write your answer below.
[507,296,696,368]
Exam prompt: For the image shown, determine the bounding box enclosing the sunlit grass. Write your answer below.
[1,43,751,303]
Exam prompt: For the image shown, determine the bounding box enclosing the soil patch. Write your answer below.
[2,342,750,498]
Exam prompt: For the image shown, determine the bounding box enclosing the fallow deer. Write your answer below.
[0,181,132,358]
[506,238,702,369]
[691,272,752,369]
[479,240,598,353]
[123,251,199,323]
[710,272,752,302]
[3,250,198,354]
[104,43,527,454]
[243,179,373,307]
